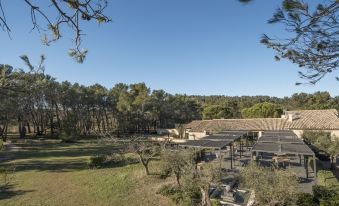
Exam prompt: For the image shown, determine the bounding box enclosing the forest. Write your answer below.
[1,61,338,141]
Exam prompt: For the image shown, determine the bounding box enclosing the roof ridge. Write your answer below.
[287,109,337,112]
[211,118,285,120]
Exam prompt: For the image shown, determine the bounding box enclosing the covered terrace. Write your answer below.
[252,131,316,178]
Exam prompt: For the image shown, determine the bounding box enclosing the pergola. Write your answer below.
[252,131,316,178]
[179,131,248,169]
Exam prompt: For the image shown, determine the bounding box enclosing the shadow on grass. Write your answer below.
[10,159,87,173]
[1,143,122,160]
[0,184,34,200]
[0,142,126,172]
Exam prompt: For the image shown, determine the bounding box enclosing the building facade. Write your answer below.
[185,109,339,140]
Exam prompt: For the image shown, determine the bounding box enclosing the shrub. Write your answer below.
[296,193,318,206]
[157,184,186,205]
[106,153,126,165]
[317,170,338,188]
[59,131,77,143]
[211,199,221,206]
[302,131,330,145]
[87,153,138,168]
[87,154,107,168]
[125,155,139,164]
[0,165,15,192]
[60,114,80,142]
[313,185,338,205]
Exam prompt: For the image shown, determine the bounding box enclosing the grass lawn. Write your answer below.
[0,140,175,206]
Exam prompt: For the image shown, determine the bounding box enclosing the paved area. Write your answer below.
[204,146,316,193]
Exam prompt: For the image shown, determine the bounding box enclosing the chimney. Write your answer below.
[287,112,300,122]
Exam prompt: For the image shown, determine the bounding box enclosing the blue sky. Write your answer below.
[0,0,338,97]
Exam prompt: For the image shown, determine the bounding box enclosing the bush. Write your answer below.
[59,131,77,143]
[157,184,186,205]
[87,153,138,168]
[0,165,15,192]
[87,154,107,168]
[211,199,221,206]
[312,185,338,200]
[317,170,338,188]
[125,155,139,164]
[296,193,318,206]
[303,131,330,145]
[60,114,80,142]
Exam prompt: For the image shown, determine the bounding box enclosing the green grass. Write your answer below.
[0,141,175,206]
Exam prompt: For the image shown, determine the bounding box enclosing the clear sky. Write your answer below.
[0,0,338,97]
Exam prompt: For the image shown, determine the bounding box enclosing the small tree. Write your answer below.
[315,135,339,170]
[129,141,161,175]
[240,162,299,206]
[60,113,80,142]
[184,162,225,206]
[162,150,192,186]
[302,131,324,144]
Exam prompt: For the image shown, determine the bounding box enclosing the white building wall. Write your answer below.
[187,131,207,140]
[292,130,304,138]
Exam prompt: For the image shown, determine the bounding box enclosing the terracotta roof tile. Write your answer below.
[185,109,339,132]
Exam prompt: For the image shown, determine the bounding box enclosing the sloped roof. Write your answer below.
[286,109,339,130]
[186,109,339,132]
[186,118,290,132]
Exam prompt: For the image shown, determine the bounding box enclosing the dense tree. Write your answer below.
[1,58,339,141]
[202,105,233,120]
[241,102,283,118]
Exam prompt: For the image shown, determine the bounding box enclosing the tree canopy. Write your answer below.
[0,0,110,63]
[241,102,283,118]
[241,0,339,84]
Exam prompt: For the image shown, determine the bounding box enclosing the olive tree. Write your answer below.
[315,134,339,170]
[129,141,161,175]
[161,150,193,187]
[240,162,299,206]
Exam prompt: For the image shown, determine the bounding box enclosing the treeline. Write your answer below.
[196,92,339,119]
[0,65,201,139]
[1,63,339,140]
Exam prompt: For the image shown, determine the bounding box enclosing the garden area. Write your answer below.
[0,140,175,206]
[1,134,338,206]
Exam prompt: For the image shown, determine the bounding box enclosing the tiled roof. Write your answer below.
[286,109,339,130]
[186,118,290,132]
[186,109,339,132]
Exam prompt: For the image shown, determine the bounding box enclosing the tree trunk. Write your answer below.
[175,174,181,187]
[3,121,8,142]
[200,187,211,206]
[27,122,31,133]
[139,157,150,175]
[331,156,335,170]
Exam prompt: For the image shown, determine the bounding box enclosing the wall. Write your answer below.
[292,130,304,138]
[156,128,179,135]
[187,131,207,140]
